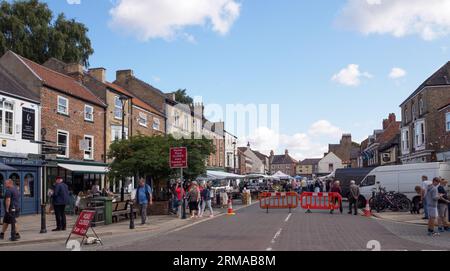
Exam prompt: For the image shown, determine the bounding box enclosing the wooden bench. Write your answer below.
[112,201,137,223]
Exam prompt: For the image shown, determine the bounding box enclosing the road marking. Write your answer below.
[285,213,292,223]
[271,228,282,244]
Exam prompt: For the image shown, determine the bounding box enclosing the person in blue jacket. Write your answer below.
[52,177,69,231]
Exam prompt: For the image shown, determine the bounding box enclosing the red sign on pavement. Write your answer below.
[71,210,96,236]
[170,147,188,168]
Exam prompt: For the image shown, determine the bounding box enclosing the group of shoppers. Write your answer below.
[170,180,214,219]
[421,176,449,236]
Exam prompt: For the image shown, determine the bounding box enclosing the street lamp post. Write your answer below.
[119,95,128,202]
[232,141,237,174]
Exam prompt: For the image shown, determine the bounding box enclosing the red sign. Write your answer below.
[170,147,188,168]
[71,210,96,237]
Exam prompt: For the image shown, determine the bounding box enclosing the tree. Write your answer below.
[174,89,194,104]
[108,134,215,184]
[0,0,94,66]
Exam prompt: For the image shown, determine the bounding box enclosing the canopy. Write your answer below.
[271,171,293,180]
[199,170,245,180]
[245,173,277,179]
[58,163,109,174]
[0,162,16,171]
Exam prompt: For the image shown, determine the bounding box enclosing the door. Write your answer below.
[22,172,37,214]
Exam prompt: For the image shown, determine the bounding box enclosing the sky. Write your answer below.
[36,0,450,160]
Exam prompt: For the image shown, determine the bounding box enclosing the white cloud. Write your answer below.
[308,120,344,138]
[336,0,450,41]
[109,0,241,41]
[238,120,346,161]
[389,67,407,79]
[331,64,372,87]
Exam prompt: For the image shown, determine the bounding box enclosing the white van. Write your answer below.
[359,162,450,202]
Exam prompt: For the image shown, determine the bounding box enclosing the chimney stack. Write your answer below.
[88,68,106,83]
[65,63,84,81]
[116,69,134,83]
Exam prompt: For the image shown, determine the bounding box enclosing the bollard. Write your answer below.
[129,202,135,230]
[40,203,47,234]
[181,197,187,220]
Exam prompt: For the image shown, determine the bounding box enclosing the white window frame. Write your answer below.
[83,135,94,160]
[419,99,424,115]
[401,128,410,154]
[138,112,148,127]
[414,120,426,150]
[0,100,14,136]
[57,96,69,115]
[446,112,450,132]
[114,96,123,120]
[57,130,69,158]
[111,126,128,141]
[84,105,94,122]
[174,111,180,127]
[153,118,161,131]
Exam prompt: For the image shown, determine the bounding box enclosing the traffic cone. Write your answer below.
[363,200,372,217]
[227,198,236,216]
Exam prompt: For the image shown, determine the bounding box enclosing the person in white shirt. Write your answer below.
[421,176,432,219]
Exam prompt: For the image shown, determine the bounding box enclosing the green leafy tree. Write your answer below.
[108,134,215,184]
[0,0,94,66]
[174,89,194,104]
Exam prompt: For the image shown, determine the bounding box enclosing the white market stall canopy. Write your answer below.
[198,170,245,180]
[271,171,293,180]
[246,174,280,180]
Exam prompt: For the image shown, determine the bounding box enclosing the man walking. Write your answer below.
[136,178,153,225]
[0,179,20,241]
[52,177,69,231]
[421,175,431,219]
[348,180,360,216]
[425,177,442,236]
[437,179,450,233]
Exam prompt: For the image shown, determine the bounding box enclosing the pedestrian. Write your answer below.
[411,186,423,215]
[314,179,321,193]
[330,180,343,214]
[187,181,200,219]
[421,175,431,220]
[301,178,307,193]
[136,178,153,225]
[0,179,21,241]
[52,176,69,231]
[92,182,101,196]
[348,180,360,216]
[437,179,450,233]
[425,177,441,236]
[199,183,214,218]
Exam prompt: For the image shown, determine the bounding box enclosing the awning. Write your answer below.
[198,170,245,180]
[0,162,16,171]
[58,163,109,174]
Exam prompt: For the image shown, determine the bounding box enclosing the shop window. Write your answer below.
[9,173,20,194]
[23,173,34,198]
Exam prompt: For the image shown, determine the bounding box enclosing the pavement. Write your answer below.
[1,201,448,251]
[0,200,251,249]
[371,212,428,225]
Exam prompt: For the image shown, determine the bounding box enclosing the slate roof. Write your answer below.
[271,154,298,164]
[400,61,450,106]
[299,159,321,166]
[0,65,40,103]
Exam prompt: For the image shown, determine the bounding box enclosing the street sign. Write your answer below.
[170,147,188,168]
[79,139,89,151]
[65,210,103,248]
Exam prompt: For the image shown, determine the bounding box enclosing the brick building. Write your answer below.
[296,159,320,178]
[358,113,401,167]
[269,150,298,177]
[0,51,108,199]
[400,61,450,163]
[328,134,360,168]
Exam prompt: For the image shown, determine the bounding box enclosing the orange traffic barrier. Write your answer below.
[259,192,299,213]
[300,192,343,213]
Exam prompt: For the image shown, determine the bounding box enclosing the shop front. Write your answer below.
[44,160,108,203]
[0,154,43,215]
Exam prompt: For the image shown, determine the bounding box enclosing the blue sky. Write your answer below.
[40,0,450,159]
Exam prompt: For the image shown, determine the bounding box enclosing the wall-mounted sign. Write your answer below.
[22,108,35,140]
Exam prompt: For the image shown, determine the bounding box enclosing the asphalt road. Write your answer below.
[109,203,449,251]
[3,203,449,251]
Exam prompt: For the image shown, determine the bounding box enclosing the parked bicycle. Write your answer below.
[369,187,411,213]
